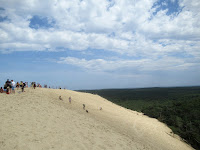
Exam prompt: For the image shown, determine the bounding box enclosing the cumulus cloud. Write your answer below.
[0,0,200,73]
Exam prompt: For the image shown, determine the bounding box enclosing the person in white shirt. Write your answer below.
[11,80,16,93]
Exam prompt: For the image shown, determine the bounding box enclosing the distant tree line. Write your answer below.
[142,98,200,149]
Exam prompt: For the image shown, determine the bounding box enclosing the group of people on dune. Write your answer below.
[58,95,102,113]
[0,79,29,94]
[0,79,47,94]
[31,82,37,89]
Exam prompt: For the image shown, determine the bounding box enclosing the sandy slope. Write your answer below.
[0,88,193,150]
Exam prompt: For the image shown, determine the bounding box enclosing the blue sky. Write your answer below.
[0,0,200,90]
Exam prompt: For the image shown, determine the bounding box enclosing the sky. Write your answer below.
[0,0,200,90]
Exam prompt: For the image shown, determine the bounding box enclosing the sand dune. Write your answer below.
[0,88,193,150]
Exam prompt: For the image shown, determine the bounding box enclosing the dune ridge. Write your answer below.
[0,88,193,150]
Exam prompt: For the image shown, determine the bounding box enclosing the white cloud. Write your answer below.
[0,0,200,71]
[57,56,200,74]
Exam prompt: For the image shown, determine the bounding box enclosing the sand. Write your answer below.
[0,88,194,150]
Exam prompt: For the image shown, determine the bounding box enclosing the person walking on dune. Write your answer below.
[21,82,25,92]
[69,96,71,104]
[33,83,36,89]
[16,82,20,89]
[11,80,15,94]
[0,87,4,93]
[59,96,62,100]
[5,79,12,93]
